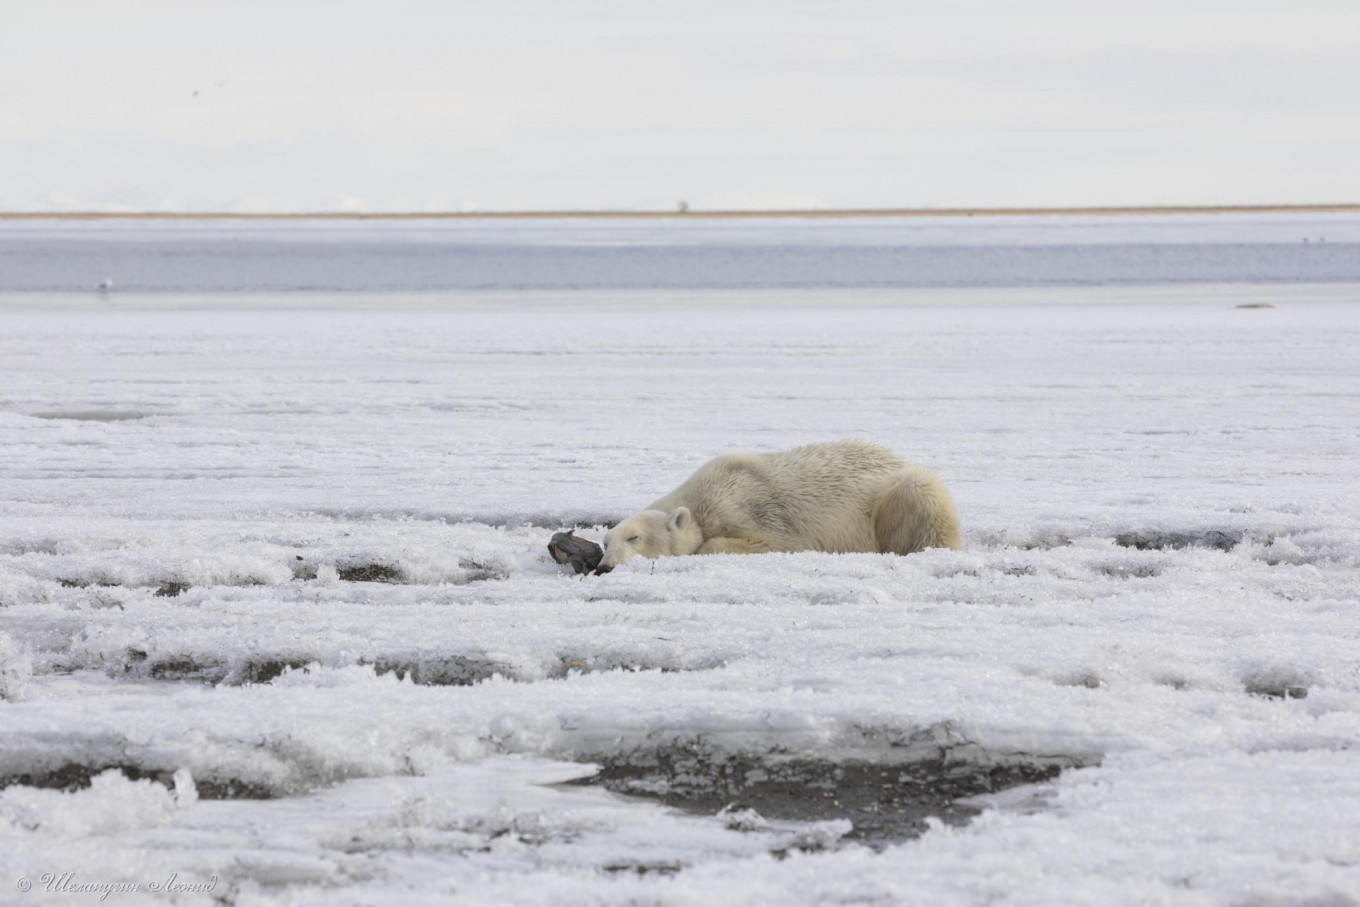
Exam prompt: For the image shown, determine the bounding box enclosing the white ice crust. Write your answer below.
[2,257,1359,904]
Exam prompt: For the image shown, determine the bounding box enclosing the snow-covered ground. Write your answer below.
[2,218,1360,904]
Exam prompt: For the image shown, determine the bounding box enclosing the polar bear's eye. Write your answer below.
[626,535,640,543]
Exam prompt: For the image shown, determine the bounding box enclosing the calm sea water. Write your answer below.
[2,214,1358,293]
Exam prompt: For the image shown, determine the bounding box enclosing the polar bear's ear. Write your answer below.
[669,507,692,532]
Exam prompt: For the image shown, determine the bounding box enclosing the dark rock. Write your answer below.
[548,531,603,576]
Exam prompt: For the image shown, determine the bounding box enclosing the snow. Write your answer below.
[2,216,1360,904]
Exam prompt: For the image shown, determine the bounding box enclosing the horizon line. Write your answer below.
[2,202,1359,221]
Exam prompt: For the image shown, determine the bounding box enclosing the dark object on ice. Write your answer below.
[548,531,603,575]
[572,747,1071,848]
[337,562,404,583]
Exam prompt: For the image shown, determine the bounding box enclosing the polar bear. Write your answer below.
[596,440,961,572]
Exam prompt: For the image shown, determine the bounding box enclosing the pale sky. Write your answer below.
[3,0,1358,213]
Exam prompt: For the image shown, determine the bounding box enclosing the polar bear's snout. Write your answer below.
[598,510,664,571]
[597,507,703,571]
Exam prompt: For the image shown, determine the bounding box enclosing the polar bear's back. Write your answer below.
[761,439,909,485]
[649,440,928,553]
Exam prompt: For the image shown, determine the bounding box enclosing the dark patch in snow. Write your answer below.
[148,657,222,681]
[116,650,515,687]
[548,651,718,678]
[30,410,150,422]
[1248,540,1341,568]
[291,556,319,580]
[1015,535,1073,550]
[0,764,275,800]
[1252,684,1310,700]
[1054,670,1105,689]
[1,539,63,556]
[337,562,405,583]
[931,564,981,579]
[371,655,509,686]
[1114,529,1244,552]
[330,560,504,584]
[573,744,1066,847]
[228,658,318,685]
[57,577,119,589]
[458,561,508,583]
[0,766,160,794]
[972,530,1072,551]
[1096,561,1163,579]
[601,862,684,876]
[0,763,170,794]
[56,576,266,593]
[194,776,280,799]
[1242,666,1312,700]
[118,652,227,683]
[127,655,317,685]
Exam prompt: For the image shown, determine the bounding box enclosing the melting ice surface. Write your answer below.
[1,215,1359,905]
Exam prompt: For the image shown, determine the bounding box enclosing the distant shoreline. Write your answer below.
[2,203,1359,221]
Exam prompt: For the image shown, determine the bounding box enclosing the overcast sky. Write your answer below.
[3,0,1358,213]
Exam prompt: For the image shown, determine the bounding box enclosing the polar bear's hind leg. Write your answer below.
[872,468,963,553]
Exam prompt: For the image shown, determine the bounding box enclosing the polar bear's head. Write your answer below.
[596,507,702,572]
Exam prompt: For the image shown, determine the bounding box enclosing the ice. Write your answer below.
[2,219,1360,902]
[0,630,32,701]
[1,769,182,836]
[3,212,1360,292]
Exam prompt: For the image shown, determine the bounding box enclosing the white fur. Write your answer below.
[598,440,962,571]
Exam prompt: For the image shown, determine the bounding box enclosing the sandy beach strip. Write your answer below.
[2,203,1359,221]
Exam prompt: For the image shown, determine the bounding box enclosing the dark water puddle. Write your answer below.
[123,652,315,685]
[1114,529,1245,552]
[336,562,404,583]
[0,764,275,800]
[333,560,505,584]
[370,655,509,685]
[117,649,517,687]
[572,749,1069,847]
